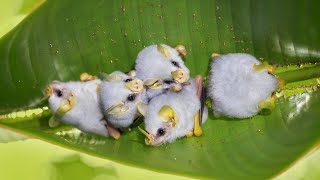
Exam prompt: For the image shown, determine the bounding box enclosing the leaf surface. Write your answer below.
[0,0,320,179]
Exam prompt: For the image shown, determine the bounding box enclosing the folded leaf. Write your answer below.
[0,0,320,179]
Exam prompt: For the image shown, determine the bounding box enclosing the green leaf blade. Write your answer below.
[0,0,320,179]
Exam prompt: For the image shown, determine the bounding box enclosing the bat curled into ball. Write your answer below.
[135,44,190,99]
[137,76,208,146]
[208,53,285,118]
[46,79,120,139]
[99,71,148,131]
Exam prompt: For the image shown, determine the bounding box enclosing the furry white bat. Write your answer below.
[208,53,285,118]
[135,44,190,99]
[46,79,120,139]
[137,76,208,146]
[99,71,148,130]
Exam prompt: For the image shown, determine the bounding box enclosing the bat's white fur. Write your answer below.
[48,80,109,137]
[144,78,208,145]
[208,53,279,118]
[100,71,148,129]
[135,44,190,99]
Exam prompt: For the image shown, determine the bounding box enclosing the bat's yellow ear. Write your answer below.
[125,79,144,92]
[100,72,123,82]
[158,105,177,127]
[171,69,189,83]
[57,96,75,114]
[157,44,170,59]
[41,86,52,101]
[137,102,148,117]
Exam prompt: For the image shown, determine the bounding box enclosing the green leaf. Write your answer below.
[0,0,320,179]
[275,148,320,180]
[0,0,42,143]
[51,154,118,180]
[0,128,27,143]
[0,0,43,37]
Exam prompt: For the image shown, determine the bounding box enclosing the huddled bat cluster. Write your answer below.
[45,44,284,146]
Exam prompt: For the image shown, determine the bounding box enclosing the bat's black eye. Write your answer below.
[171,61,179,67]
[124,78,133,82]
[56,90,63,97]
[157,128,165,136]
[127,94,136,101]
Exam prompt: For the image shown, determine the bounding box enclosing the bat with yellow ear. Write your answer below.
[99,71,148,131]
[135,44,191,99]
[137,76,208,146]
[208,53,285,118]
[46,79,120,139]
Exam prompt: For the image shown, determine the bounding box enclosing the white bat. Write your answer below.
[208,53,284,118]
[46,79,120,139]
[137,76,208,146]
[135,44,190,99]
[99,71,148,130]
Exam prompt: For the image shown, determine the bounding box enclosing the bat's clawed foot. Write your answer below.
[127,70,136,77]
[48,116,60,128]
[80,72,97,82]
[258,95,276,111]
[186,131,194,138]
[193,112,202,137]
[253,61,275,75]
[211,53,221,60]
[193,75,204,137]
[276,76,286,88]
